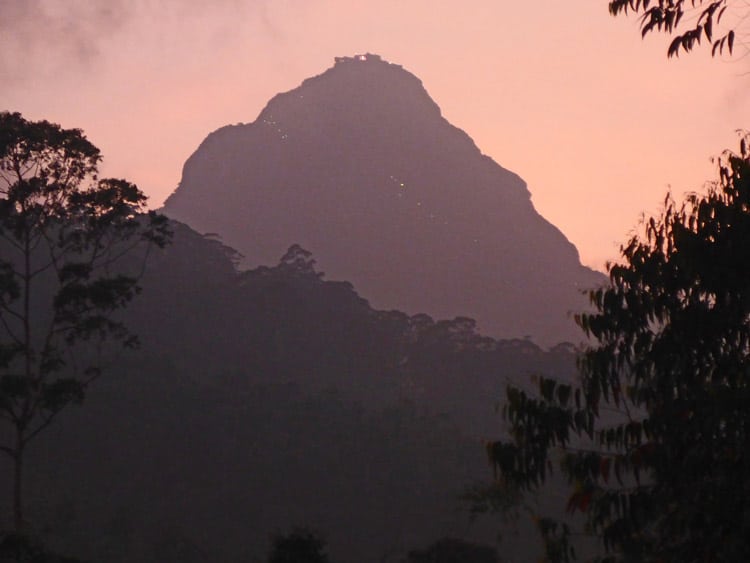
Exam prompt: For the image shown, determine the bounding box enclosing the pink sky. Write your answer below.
[3,0,749,271]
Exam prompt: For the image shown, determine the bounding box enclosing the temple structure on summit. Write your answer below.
[335,53,383,64]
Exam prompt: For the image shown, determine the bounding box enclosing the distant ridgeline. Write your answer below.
[9,221,579,562]
[163,54,604,346]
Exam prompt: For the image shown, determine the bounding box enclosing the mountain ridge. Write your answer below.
[163,53,603,345]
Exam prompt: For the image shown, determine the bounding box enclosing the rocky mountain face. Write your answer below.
[163,54,603,345]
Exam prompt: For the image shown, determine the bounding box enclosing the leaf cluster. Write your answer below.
[488,133,750,561]
[608,0,737,57]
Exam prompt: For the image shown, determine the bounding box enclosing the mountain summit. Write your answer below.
[163,54,603,344]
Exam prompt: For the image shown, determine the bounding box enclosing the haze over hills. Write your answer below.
[163,54,604,345]
[8,222,579,562]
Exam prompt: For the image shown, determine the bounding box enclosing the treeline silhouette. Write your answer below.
[4,221,577,562]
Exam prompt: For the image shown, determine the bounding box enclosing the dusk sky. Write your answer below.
[3,0,749,270]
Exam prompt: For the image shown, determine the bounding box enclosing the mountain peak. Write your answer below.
[256,52,442,130]
[163,57,603,345]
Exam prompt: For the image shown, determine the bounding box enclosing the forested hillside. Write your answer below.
[5,221,579,562]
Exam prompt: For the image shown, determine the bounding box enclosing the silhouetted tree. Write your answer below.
[0,112,170,531]
[608,0,743,57]
[278,244,323,279]
[489,135,750,561]
[404,537,498,563]
[268,528,330,563]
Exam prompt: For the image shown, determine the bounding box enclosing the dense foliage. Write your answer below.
[489,136,750,561]
[405,537,499,562]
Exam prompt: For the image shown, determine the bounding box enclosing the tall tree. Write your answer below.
[489,136,750,561]
[0,111,170,531]
[608,0,742,57]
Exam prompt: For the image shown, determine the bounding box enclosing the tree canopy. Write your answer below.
[608,0,742,57]
[405,537,499,563]
[489,134,750,562]
[268,529,330,563]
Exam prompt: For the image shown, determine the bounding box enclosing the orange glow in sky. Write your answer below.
[3,0,749,271]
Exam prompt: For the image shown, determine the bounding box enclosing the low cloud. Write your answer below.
[1,0,132,86]
[0,0,268,89]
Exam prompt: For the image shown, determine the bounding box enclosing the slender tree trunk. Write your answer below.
[13,435,24,532]
[13,230,30,532]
